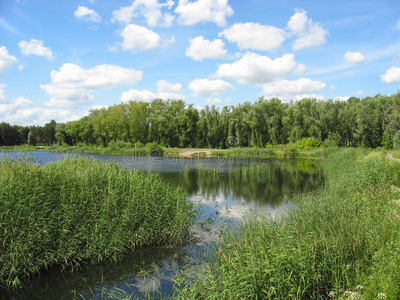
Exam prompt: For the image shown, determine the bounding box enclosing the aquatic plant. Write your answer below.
[0,156,193,289]
[175,149,400,299]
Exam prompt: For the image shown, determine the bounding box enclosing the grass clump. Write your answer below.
[0,156,193,289]
[175,148,400,299]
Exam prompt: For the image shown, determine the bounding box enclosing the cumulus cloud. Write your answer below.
[0,46,17,77]
[0,85,78,125]
[206,97,222,105]
[189,78,234,96]
[156,79,183,93]
[120,24,162,51]
[265,93,324,102]
[0,96,33,114]
[112,0,175,27]
[214,52,304,85]
[219,22,285,52]
[186,36,227,61]
[175,0,233,27]
[380,66,400,83]
[121,79,185,102]
[41,63,143,108]
[344,51,366,64]
[287,9,328,50]
[18,39,55,61]
[74,6,101,23]
[262,78,326,98]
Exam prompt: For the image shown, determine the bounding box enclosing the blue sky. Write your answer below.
[0,0,400,125]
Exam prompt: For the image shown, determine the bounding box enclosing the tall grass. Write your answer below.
[175,149,400,299]
[0,156,194,289]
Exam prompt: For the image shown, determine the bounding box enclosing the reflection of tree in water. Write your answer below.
[162,160,323,207]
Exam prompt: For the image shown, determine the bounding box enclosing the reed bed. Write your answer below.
[0,156,194,289]
[175,149,400,299]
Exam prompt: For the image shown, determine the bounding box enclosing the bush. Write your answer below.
[145,142,164,156]
[297,137,320,149]
[108,140,132,150]
[134,141,144,148]
[283,142,299,157]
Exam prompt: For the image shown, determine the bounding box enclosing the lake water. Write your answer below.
[0,151,323,299]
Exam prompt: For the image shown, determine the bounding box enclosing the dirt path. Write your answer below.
[178,149,213,158]
[387,153,400,162]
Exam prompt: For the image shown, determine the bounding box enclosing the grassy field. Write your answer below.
[0,156,194,290]
[174,149,400,299]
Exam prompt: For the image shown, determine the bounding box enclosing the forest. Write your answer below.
[1,93,400,149]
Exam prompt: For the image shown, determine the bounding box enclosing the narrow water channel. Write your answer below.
[1,151,323,299]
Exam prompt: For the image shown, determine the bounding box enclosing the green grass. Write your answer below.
[175,148,400,299]
[0,156,194,290]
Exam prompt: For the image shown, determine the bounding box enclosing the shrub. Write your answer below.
[134,141,144,148]
[297,137,320,149]
[145,142,164,156]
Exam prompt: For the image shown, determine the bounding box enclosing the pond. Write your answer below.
[0,151,323,299]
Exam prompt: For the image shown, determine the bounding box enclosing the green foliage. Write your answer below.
[393,131,400,150]
[27,131,36,146]
[283,142,299,157]
[108,140,132,150]
[2,93,400,150]
[175,149,400,299]
[297,137,320,149]
[0,157,193,289]
[134,141,144,148]
[145,142,164,156]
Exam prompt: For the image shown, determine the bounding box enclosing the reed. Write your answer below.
[175,149,400,299]
[0,156,194,289]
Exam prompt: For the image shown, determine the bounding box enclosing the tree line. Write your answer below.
[1,93,400,149]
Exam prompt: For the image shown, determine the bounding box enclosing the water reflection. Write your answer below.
[0,151,323,299]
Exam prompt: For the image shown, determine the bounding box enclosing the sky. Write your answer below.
[0,0,400,126]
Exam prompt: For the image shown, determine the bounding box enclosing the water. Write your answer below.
[0,151,323,299]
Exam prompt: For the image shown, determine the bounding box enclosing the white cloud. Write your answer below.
[189,78,234,96]
[219,22,285,52]
[41,63,143,108]
[265,93,324,102]
[287,10,328,50]
[0,83,7,102]
[0,46,17,77]
[262,78,326,96]
[186,36,227,61]
[19,65,24,71]
[74,6,101,23]
[111,0,175,27]
[206,97,222,105]
[344,51,366,64]
[334,96,350,102]
[175,0,233,27]
[214,52,302,85]
[380,66,400,83]
[120,24,161,51]
[18,39,55,61]
[330,84,336,91]
[121,79,185,102]
[156,80,182,93]
[0,85,78,125]
[0,96,33,114]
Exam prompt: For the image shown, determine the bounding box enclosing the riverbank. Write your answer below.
[175,148,400,299]
[0,144,331,159]
[0,156,194,290]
